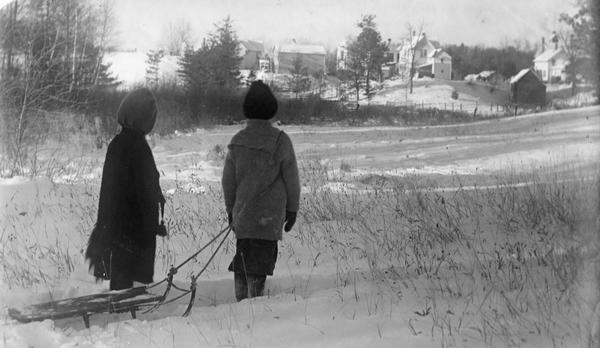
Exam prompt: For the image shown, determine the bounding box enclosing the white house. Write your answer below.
[533,48,568,83]
[336,41,348,71]
[395,32,452,80]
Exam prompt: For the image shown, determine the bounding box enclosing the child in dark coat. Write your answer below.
[222,80,301,301]
[86,88,165,290]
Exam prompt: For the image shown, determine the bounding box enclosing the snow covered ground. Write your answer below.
[1,106,599,347]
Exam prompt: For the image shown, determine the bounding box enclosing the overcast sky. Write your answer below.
[1,0,578,51]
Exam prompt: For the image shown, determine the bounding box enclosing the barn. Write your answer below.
[274,43,326,75]
[509,69,547,106]
[239,40,265,70]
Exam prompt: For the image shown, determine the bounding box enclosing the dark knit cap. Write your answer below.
[117,88,158,135]
[243,80,278,119]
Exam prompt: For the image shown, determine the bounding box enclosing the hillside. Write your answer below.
[1,106,598,347]
[370,78,510,115]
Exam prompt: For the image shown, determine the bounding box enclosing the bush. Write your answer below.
[451,89,459,100]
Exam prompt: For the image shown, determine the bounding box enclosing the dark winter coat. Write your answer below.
[222,119,300,241]
[85,89,163,284]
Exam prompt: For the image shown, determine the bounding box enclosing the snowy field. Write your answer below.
[1,106,599,347]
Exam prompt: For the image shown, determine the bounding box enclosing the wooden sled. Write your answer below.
[8,286,164,328]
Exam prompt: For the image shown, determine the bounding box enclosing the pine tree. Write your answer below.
[145,49,164,88]
[287,54,310,98]
[345,15,386,100]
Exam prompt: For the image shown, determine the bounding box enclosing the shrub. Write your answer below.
[451,89,459,100]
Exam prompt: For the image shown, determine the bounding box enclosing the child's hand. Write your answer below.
[284,211,297,232]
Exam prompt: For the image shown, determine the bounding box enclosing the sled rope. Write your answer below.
[143,225,232,314]
[147,225,232,291]
[184,225,232,316]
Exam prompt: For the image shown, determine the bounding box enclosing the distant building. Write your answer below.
[533,48,568,83]
[509,68,546,106]
[465,70,504,84]
[395,32,452,80]
[274,43,327,75]
[239,40,265,71]
[336,41,348,71]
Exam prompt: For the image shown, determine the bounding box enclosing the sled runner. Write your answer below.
[8,226,232,328]
[8,286,163,328]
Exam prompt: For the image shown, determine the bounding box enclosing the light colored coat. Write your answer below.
[222,120,300,241]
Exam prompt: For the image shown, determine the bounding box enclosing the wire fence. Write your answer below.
[384,100,516,117]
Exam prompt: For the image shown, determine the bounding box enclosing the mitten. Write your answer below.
[284,211,297,232]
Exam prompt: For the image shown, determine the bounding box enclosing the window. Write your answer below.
[551,58,555,66]
[423,49,427,57]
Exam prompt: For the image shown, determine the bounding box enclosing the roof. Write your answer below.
[510,68,538,84]
[240,40,264,52]
[387,42,401,51]
[431,48,451,59]
[279,44,326,55]
[533,48,565,62]
[479,70,496,78]
[429,40,441,49]
[396,34,443,53]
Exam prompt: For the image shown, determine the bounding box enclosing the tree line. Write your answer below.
[443,44,535,81]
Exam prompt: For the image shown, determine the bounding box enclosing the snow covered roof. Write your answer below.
[429,40,441,49]
[430,48,451,59]
[479,70,496,78]
[533,49,565,62]
[510,68,535,84]
[279,44,326,55]
[240,40,264,52]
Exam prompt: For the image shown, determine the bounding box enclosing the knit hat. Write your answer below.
[243,80,278,119]
[117,88,158,135]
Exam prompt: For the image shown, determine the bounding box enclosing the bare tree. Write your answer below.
[404,22,425,94]
[162,19,193,55]
[92,0,116,86]
[0,0,117,175]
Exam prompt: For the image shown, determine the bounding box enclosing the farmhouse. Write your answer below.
[395,32,452,80]
[533,48,568,83]
[509,68,546,106]
[274,43,326,75]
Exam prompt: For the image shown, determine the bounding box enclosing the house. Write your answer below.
[336,41,348,71]
[274,43,327,75]
[533,48,568,83]
[238,40,265,71]
[395,32,452,80]
[509,68,546,106]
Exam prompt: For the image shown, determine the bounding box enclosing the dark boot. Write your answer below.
[234,272,248,302]
[247,274,266,298]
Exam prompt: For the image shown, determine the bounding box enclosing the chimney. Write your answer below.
[541,37,546,51]
[551,31,559,50]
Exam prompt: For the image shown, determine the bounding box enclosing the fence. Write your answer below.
[384,100,515,117]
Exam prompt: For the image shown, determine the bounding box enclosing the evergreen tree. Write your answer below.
[206,16,241,91]
[287,54,310,98]
[347,15,386,98]
[145,49,164,88]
